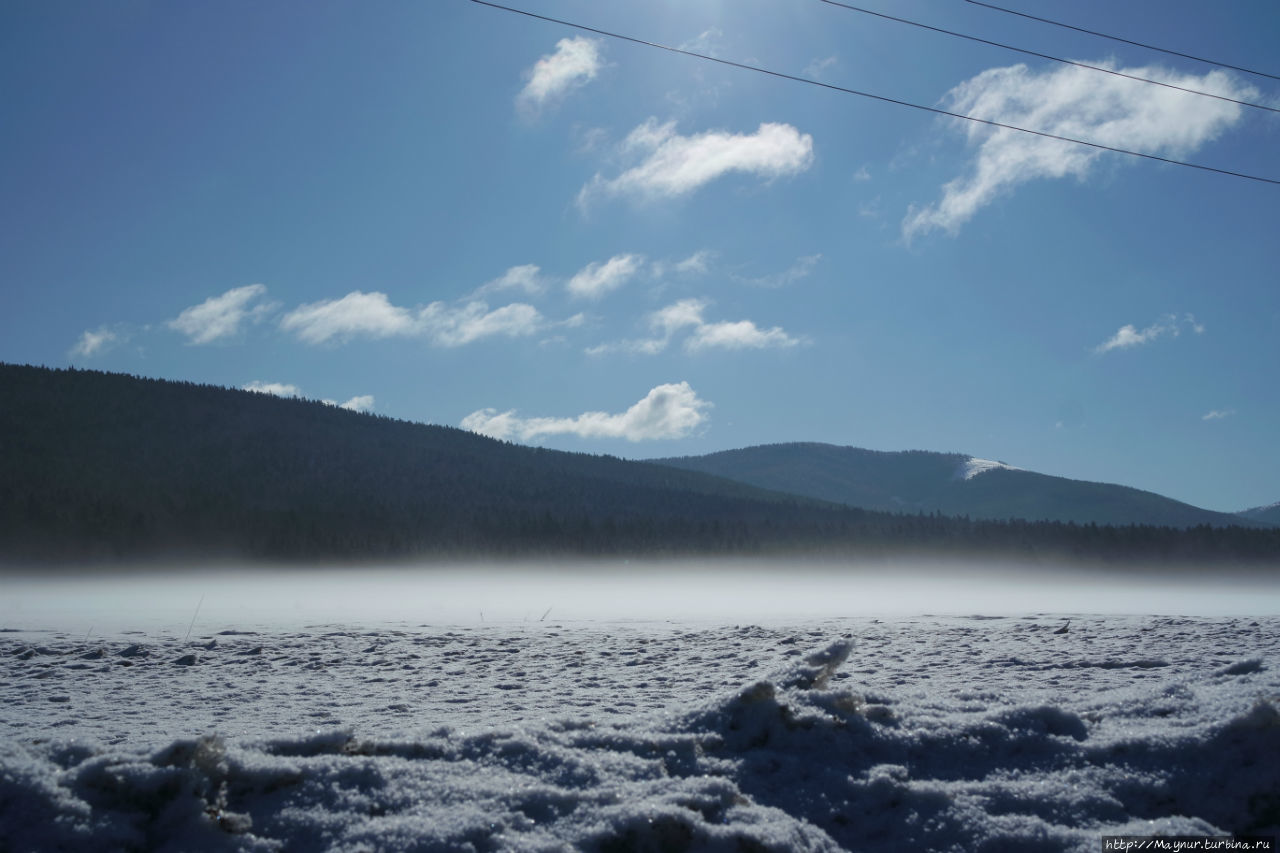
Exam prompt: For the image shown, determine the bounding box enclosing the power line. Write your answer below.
[963,0,1280,82]
[468,0,1280,187]
[819,0,1278,115]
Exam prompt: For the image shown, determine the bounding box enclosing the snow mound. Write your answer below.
[957,456,1022,480]
[4,631,1280,852]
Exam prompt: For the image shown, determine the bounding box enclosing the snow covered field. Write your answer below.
[2,563,1279,852]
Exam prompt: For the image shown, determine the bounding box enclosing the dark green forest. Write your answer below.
[1,364,1278,567]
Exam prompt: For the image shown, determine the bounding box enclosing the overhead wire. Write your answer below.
[817,0,1279,115]
[467,0,1280,187]
[962,0,1280,82]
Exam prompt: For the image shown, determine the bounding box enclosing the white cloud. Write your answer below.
[566,254,645,300]
[686,320,801,352]
[420,301,543,347]
[1202,409,1236,421]
[1094,313,1203,354]
[588,298,802,355]
[474,264,545,297]
[280,291,418,345]
[461,382,711,443]
[280,291,543,347]
[70,326,126,358]
[337,395,375,413]
[517,36,602,113]
[904,62,1256,239]
[168,284,275,345]
[580,119,814,205]
[243,381,303,398]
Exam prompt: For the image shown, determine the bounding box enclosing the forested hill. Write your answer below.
[1,364,1278,566]
[652,443,1265,529]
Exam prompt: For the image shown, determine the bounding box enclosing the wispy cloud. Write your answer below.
[168,284,276,345]
[904,62,1256,239]
[279,291,543,347]
[579,119,813,206]
[566,254,645,300]
[421,301,543,347]
[517,36,602,114]
[473,264,546,297]
[461,382,711,443]
[588,298,803,356]
[70,326,127,358]
[804,55,838,81]
[1202,409,1236,421]
[1093,313,1204,354]
[678,28,724,57]
[734,254,822,288]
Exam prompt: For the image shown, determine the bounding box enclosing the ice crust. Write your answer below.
[3,616,1279,851]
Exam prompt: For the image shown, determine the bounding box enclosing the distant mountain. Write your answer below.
[652,443,1268,529]
[1238,502,1280,526]
[3,365,1276,565]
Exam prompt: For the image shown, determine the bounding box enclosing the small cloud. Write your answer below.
[567,253,645,300]
[852,165,871,182]
[579,119,813,206]
[169,284,276,345]
[337,395,375,413]
[804,55,838,81]
[903,62,1257,240]
[70,326,127,358]
[280,291,418,345]
[674,250,715,276]
[517,36,603,114]
[461,381,711,443]
[1093,313,1203,354]
[474,264,545,297]
[243,381,303,398]
[1202,409,1236,421]
[686,319,801,352]
[589,297,803,355]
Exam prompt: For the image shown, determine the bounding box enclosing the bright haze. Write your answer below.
[2,0,1277,513]
[6,562,1280,634]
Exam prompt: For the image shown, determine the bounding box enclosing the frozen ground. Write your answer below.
[2,563,1279,851]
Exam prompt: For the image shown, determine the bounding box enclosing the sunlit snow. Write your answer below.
[958,456,1023,480]
[2,562,1278,851]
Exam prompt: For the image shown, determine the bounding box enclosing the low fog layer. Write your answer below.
[4,560,1278,633]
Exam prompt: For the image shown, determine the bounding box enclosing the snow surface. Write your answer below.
[3,568,1280,852]
[958,457,1023,480]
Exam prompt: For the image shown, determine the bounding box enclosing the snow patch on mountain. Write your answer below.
[957,457,1023,481]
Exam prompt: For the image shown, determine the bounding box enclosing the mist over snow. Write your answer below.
[6,561,1280,634]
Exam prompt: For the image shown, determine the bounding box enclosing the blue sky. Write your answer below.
[3,0,1277,513]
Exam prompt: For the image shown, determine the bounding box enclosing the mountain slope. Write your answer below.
[0,365,851,562]
[652,443,1264,529]
[1239,502,1280,526]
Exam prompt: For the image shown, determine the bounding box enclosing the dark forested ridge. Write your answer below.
[2,364,1278,567]
[653,443,1270,530]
